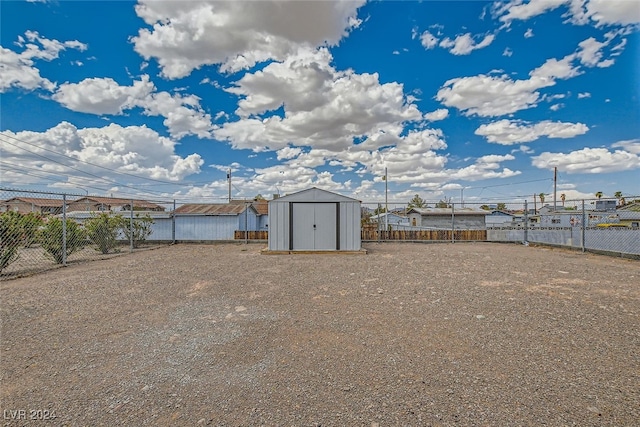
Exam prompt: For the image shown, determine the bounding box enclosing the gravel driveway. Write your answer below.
[1,242,638,426]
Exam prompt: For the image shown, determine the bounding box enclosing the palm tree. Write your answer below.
[539,193,546,205]
[595,191,603,200]
[560,193,566,207]
[614,191,623,206]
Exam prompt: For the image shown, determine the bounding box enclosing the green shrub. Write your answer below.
[39,218,86,264]
[19,212,44,248]
[121,213,154,248]
[85,213,123,254]
[0,211,23,272]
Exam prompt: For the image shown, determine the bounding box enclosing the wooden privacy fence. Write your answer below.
[234,231,269,240]
[361,229,487,241]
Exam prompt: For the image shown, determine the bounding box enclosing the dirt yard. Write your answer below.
[1,242,638,426]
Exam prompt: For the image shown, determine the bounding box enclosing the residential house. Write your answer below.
[406,207,487,229]
[1,197,64,214]
[67,196,165,212]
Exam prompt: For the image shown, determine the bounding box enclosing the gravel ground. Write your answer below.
[1,242,638,426]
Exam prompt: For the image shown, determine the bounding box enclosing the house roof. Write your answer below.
[173,203,253,215]
[407,207,487,216]
[2,197,64,207]
[71,196,164,210]
[230,199,269,215]
[270,187,360,203]
[617,201,640,212]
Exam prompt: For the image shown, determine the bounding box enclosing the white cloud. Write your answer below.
[436,33,622,117]
[424,108,449,122]
[475,119,589,144]
[549,103,564,111]
[611,139,640,154]
[53,76,155,115]
[131,0,366,79]
[443,33,495,55]
[577,92,591,98]
[585,0,640,26]
[0,31,87,93]
[495,0,567,24]
[418,29,495,55]
[503,47,513,57]
[524,28,534,38]
[436,73,553,117]
[495,0,640,27]
[52,75,215,139]
[215,47,422,152]
[0,122,204,186]
[532,147,640,173]
[420,30,439,49]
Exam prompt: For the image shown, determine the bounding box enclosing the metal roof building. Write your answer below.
[267,187,361,252]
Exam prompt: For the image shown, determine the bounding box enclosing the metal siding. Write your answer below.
[268,201,290,250]
[340,201,362,250]
[268,192,361,251]
[173,215,237,240]
[292,204,316,250]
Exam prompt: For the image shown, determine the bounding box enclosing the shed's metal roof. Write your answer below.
[71,196,164,210]
[269,187,360,203]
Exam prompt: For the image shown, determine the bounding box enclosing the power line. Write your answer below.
[0,132,191,185]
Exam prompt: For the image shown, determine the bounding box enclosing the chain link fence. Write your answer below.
[0,188,173,279]
[2,188,639,279]
[361,197,640,258]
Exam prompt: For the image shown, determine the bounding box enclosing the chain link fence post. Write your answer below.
[581,200,586,253]
[62,194,67,266]
[523,200,528,244]
[451,203,455,244]
[172,199,176,245]
[130,200,134,253]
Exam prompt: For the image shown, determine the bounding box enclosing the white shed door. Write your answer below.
[292,203,337,250]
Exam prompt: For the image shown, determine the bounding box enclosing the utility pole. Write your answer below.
[385,167,388,231]
[227,168,231,203]
[553,166,557,211]
[533,193,537,214]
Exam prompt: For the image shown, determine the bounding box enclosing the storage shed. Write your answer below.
[268,187,361,252]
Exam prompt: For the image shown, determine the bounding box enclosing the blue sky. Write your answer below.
[1,0,639,205]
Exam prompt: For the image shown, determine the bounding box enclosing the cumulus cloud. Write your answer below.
[131,0,366,78]
[532,147,640,173]
[0,122,204,188]
[611,139,640,154]
[52,75,214,139]
[0,31,87,92]
[495,0,640,27]
[577,92,591,98]
[436,32,622,117]
[424,108,449,122]
[215,47,422,152]
[475,119,589,144]
[420,31,439,49]
[53,76,155,115]
[441,33,496,55]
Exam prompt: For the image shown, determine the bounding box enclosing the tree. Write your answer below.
[435,199,450,208]
[560,193,566,207]
[373,206,387,216]
[595,191,603,200]
[254,194,265,201]
[539,193,546,205]
[407,194,426,209]
[496,202,507,211]
[0,211,23,272]
[40,218,86,264]
[479,205,491,211]
[85,213,123,254]
[121,213,154,248]
[614,191,624,206]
